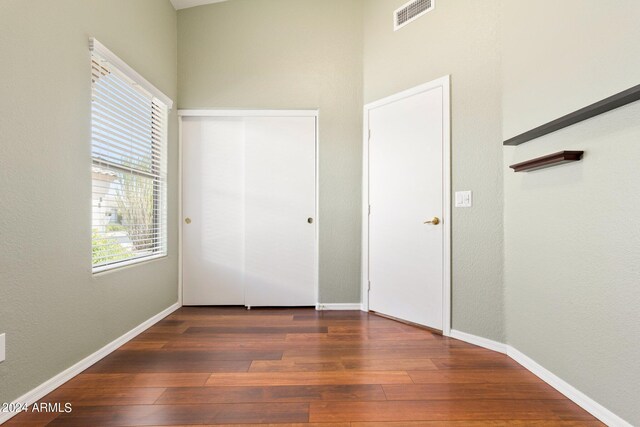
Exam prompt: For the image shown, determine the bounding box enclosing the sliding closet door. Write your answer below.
[182,114,316,307]
[244,117,316,307]
[182,117,246,306]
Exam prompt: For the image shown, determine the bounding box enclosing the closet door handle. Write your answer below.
[307,218,314,224]
[424,217,440,225]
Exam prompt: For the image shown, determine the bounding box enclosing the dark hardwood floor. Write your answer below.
[6,307,602,426]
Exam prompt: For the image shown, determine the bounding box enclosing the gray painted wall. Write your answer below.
[0,0,178,404]
[362,0,505,341]
[503,1,640,424]
[177,0,364,303]
[2,0,638,422]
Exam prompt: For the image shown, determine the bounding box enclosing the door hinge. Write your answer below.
[368,129,371,141]
[368,204,371,215]
[368,280,371,291]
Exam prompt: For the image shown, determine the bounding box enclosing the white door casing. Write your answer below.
[362,76,451,334]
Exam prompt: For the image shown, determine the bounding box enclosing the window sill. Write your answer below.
[92,253,168,276]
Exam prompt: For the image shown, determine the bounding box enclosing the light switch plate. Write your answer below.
[0,333,5,362]
[455,191,472,208]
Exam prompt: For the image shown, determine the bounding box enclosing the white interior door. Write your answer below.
[181,113,317,307]
[368,86,445,330]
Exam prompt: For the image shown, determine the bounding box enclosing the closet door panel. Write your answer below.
[243,117,316,307]
[182,117,246,305]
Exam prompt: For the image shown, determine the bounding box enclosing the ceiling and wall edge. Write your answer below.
[170,0,227,11]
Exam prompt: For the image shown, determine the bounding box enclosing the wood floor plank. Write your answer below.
[166,316,296,325]
[407,369,544,384]
[155,385,386,404]
[40,387,167,406]
[283,347,490,360]
[249,360,346,372]
[292,311,374,320]
[160,340,292,351]
[62,373,210,388]
[144,325,190,334]
[176,316,319,323]
[119,341,168,351]
[327,326,406,334]
[145,424,348,427]
[341,358,438,371]
[285,333,434,343]
[430,356,525,370]
[206,371,413,386]
[351,422,605,426]
[85,350,278,373]
[382,382,566,400]
[154,319,185,326]
[249,358,439,372]
[210,402,310,424]
[309,400,596,422]
[137,333,288,342]
[185,326,328,334]
[86,359,251,374]
[366,333,437,341]
[47,403,309,426]
[292,319,421,327]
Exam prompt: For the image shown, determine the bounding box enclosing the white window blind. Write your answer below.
[90,39,171,273]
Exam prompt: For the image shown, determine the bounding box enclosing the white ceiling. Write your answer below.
[170,0,228,10]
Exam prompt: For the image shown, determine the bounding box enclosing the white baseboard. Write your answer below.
[315,303,362,311]
[450,329,631,427]
[450,329,508,354]
[0,302,180,425]
[506,346,632,427]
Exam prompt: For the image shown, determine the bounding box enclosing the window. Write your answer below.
[90,39,172,273]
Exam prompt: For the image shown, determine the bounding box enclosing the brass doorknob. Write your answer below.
[424,217,440,225]
[184,217,192,224]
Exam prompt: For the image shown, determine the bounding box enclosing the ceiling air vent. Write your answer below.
[394,0,434,31]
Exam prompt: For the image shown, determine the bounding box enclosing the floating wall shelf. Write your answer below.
[504,83,640,146]
[509,151,584,172]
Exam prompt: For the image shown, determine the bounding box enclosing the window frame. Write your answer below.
[90,38,173,274]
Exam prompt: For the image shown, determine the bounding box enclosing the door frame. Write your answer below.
[361,76,451,336]
[177,109,320,307]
